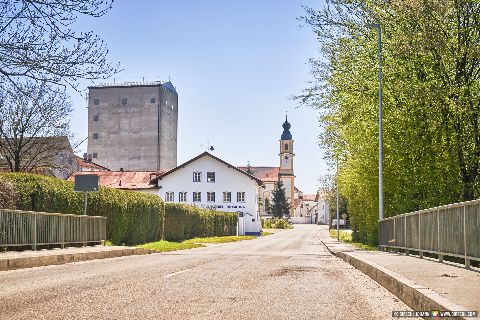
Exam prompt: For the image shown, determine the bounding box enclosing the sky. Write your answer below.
[69,0,328,193]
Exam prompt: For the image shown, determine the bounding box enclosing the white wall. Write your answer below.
[156,155,261,234]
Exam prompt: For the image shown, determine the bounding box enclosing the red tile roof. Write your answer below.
[237,166,279,182]
[68,171,163,190]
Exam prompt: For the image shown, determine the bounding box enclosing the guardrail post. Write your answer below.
[32,213,37,251]
[464,206,469,268]
[61,215,65,249]
[418,211,423,258]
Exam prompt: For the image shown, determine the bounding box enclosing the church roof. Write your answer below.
[237,166,279,182]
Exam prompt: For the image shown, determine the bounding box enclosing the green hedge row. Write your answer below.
[164,203,237,241]
[0,173,164,245]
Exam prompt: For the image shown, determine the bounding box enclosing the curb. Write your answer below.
[0,247,155,272]
[321,240,470,319]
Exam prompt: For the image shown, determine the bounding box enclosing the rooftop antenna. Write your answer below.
[201,140,214,152]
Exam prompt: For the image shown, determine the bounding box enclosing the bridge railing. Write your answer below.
[0,209,106,250]
[379,199,480,268]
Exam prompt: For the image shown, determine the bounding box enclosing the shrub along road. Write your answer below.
[0,225,413,320]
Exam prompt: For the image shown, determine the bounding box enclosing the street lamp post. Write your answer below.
[368,23,384,221]
[336,156,340,241]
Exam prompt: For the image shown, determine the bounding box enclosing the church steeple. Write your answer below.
[281,115,292,140]
[278,115,295,216]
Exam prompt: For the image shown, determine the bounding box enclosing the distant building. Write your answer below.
[87,81,178,172]
[0,136,76,180]
[73,155,111,173]
[151,152,264,235]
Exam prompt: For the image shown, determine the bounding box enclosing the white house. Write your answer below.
[151,152,264,235]
[317,193,330,224]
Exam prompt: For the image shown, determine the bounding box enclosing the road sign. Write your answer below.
[74,175,99,192]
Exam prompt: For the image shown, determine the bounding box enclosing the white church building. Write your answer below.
[151,152,264,235]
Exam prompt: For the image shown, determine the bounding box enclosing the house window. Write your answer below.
[150,98,156,104]
[285,143,288,150]
[193,172,201,182]
[92,133,99,139]
[122,98,128,105]
[165,192,174,202]
[93,98,99,105]
[179,192,187,202]
[223,192,231,203]
[93,115,99,121]
[207,192,215,202]
[193,192,201,202]
[207,172,215,183]
[237,192,245,203]
[92,153,98,158]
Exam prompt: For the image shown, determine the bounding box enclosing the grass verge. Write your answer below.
[138,240,204,252]
[329,229,378,251]
[139,235,256,252]
[183,235,255,244]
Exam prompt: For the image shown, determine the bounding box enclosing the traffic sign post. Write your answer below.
[74,175,99,246]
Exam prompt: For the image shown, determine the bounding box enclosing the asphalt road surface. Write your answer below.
[0,225,412,320]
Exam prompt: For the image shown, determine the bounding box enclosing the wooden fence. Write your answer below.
[379,199,480,267]
[0,209,106,250]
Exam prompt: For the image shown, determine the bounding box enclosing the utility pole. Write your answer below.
[367,23,384,221]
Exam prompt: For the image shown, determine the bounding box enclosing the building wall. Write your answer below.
[156,156,261,234]
[87,84,178,172]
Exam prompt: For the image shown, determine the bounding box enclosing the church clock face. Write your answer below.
[282,155,290,169]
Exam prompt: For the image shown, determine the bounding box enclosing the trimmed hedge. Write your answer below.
[164,203,237,241]
[0,173,164,245]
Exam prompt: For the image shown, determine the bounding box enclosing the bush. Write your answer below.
[262,218,292,229]
[0,177,19,209]
[0,173,164,245]
[164,203,237,241]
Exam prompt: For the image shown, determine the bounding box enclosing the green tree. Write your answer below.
[297,0,480,245]
[267,181,291,219]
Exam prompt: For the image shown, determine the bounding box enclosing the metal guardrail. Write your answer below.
[0,209,106,250]
[379,199,480,268]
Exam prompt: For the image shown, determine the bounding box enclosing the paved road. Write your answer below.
[0,225,411,320]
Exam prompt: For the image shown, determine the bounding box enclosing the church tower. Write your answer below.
[279,115,295,216]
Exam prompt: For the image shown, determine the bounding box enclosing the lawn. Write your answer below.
[329,229,378,251]
[138,235,257,252]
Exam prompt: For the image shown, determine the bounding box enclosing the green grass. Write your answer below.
[138,235,257,252]
[183,235,255,244]
[138,240,204,252]
[329,229,378,251]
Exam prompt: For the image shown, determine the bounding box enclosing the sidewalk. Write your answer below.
[0,245,155,271]
[319,227,480,316]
